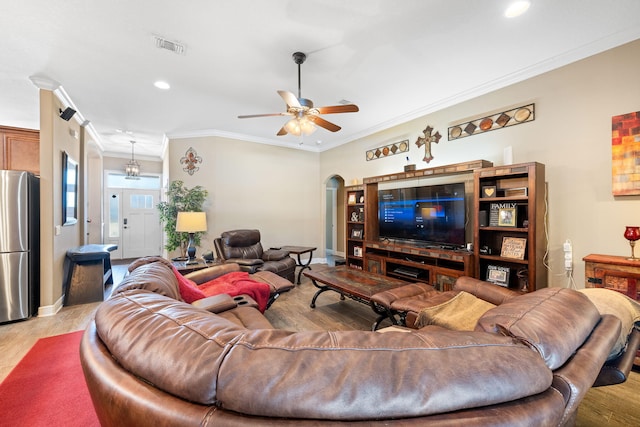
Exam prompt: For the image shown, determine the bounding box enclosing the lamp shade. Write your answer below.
[176,212,207,233]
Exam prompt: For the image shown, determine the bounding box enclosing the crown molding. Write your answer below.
[166,129,323,152]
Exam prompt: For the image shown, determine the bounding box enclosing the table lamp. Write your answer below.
[176,212,207,265]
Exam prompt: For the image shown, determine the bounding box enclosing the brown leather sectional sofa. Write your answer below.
[81,259,623,426]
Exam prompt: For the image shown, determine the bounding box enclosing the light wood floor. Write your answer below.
[1,262,637,425]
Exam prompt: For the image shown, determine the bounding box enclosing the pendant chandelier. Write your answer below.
[125,140,141,179]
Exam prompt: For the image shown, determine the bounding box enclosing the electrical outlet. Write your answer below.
[563,239,573,272]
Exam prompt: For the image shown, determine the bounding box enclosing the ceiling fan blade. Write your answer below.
[307,115,341,132]
[278,90,301,108]
[237,112,290,119]
[277,126,288,136]
[315,104,359,114]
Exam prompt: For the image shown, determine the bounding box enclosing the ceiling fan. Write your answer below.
[238,52,359,136]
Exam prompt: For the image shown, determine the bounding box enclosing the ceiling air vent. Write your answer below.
[154,36,186,55]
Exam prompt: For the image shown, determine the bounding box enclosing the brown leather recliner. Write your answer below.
[214,229,296,283]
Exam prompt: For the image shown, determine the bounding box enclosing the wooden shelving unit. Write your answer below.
[344,160,547,290]
[473,162,546,292]
[345,185,365,270]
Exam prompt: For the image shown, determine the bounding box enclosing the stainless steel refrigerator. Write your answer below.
[0,170,40,323]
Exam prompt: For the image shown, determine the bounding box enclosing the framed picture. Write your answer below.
[351,228,363,239]
[347,193,357,205]
[501,237,527,260]
[353,246,363,257]
[498,207,517,227]
[486,265,510,287]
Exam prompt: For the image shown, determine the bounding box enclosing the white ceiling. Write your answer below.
[2,0,640,160]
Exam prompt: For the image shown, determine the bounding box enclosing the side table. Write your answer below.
[172,259,217,275]
[583,254,640,300]
[279,245,317,284]
[63,244,117,305]
[583,253,640,366]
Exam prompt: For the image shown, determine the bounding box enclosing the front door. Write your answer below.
[122,189,161,258]
[106,188,161,259]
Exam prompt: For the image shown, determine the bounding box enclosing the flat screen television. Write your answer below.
[378,182,466,247]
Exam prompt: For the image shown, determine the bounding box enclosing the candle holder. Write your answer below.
[623,226,640,260]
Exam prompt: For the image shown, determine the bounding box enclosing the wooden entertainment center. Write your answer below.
[345,160,547,292]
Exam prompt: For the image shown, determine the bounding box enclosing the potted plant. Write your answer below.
[157,180,208,259]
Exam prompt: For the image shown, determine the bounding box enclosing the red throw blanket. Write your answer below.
[171,267,271,313]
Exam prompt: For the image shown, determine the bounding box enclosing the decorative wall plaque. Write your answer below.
[415,125,442,163]
[366,139,409,161]
[501,237,527,260]
[448,103,535,140]
[180,147,203,175]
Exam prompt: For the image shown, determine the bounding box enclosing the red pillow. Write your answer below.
[171,266,206,303]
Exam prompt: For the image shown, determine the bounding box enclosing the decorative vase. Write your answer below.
[623,226,640,260]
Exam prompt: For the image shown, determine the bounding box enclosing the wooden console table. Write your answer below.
[583,254,640,301]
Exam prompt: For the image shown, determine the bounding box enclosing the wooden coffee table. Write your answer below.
[304,266,411,329]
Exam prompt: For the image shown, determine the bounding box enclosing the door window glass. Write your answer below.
[130,194,154,210]
[107,173,160,189]
[108,193,120,238]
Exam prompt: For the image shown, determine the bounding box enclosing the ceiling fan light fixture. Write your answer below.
[238,50,358,138]
[284,116,317,136]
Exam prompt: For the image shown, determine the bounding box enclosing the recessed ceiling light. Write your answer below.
[154,80,170,90]
[505,1,530,18]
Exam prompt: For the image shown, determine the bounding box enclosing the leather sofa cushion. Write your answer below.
[476,287,601,370]
[251,270,295,294]
[453,276,521,305]
[221,229,264,259]
[262,249,289,261]
[256,257,296,274]
[113,261,182,301]
[95,290,553,420]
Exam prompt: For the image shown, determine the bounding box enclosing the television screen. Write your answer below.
[378,183,466,247]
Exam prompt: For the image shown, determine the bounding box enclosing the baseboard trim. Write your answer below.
[38,295,64,317]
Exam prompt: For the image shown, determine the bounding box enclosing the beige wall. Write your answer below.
[102,156,163,175]
[38,91,83,309]
[166,136,321,258]
[321,39,640,288]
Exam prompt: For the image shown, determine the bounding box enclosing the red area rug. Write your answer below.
[0,330,99,426]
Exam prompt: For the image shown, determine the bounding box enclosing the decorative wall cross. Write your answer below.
[415,125,441,163]
[180,147,203,175]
